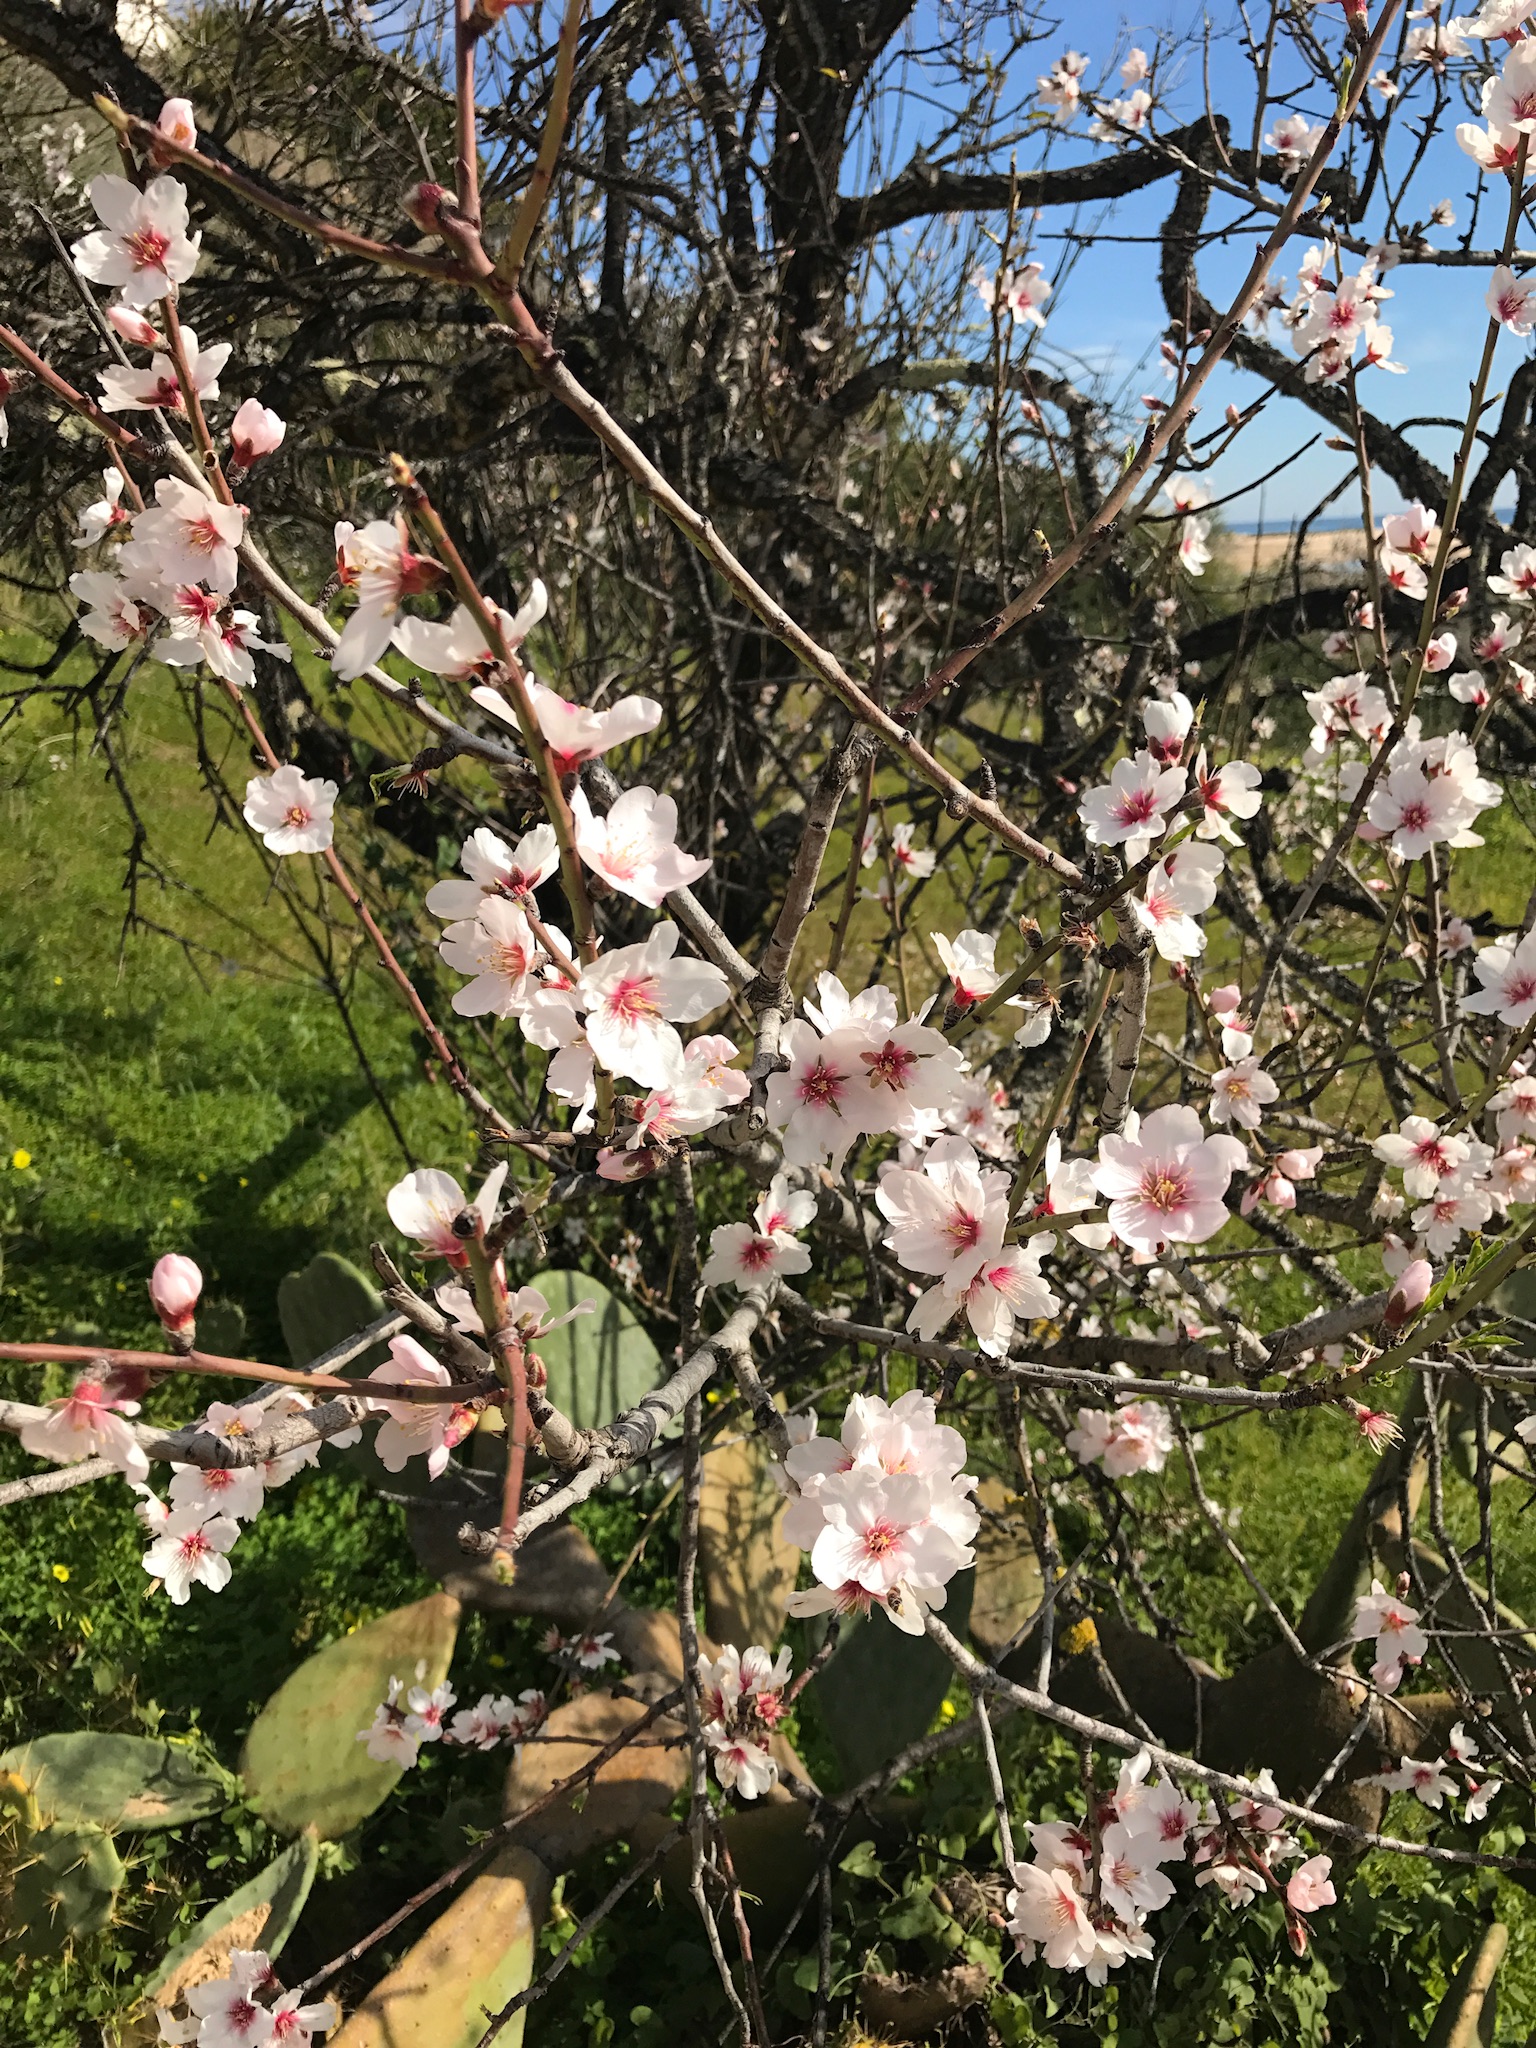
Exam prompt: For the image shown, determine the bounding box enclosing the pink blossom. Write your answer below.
[229,398,286,467]
[1365,763,1464,859]
[571,785,711,906]
[1065,1401,1175,1476]
[1489,541,1536,601]
[331,518,445,680]
[155,98,198,153]
[1461,929,1536,1027]
[142,1505,240,1604]
[1006,1861,1099,1971]
[1129,842,1225,961]
[1142,689,1195,762]
[1079,755,1186,860]
[74,466,128,547]
[1352,1577,1429,1691]
[269,1991,339,2046]
[1372,1756,1456,1806]
[908,1241,1060,1358]
[168,1458,264,1524]
[472,675,661,775]
[766,1021,867,1172]
[1422,632,1458,673]
[243,765,337,856]
[69,568,157,651]
[387,1161,506,1262]
[1373,1116,1469,1198]
[1192,750,1262,842]
[393,601,522,683]
[932,927,1002,1006]
[1091,1103,1246,1254]
[577,921,729,1088]
[71,173,201,307]
[1209,1055,1279,1130]
[974,262,1054,327]
[123,476,244,593]
[106,301,158,347]
[1286,1855,1336,1914]
[364,1334,470,1480]
[20,1378,149,1483]
[683,1033,750,1106]
[149,1251,202,1331]
[1178,516,1212,576]
[100,325,230,414]
[426,824,559,921]
[876,1135,1008,1282]
[155,587,290,689]
[1458,119,1524,171]
[439,899,557,1016]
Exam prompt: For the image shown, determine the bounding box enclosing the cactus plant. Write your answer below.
[4,1821,125,1958]
[278,1251,388,1373]
[0,1734,226,1830]
[525,1269,662,1432]
[145,1832,318,2004]
[811,1570,975,1785]
[328,1839,549,2048]
[699,1427,800,1650]
[240,1593,461,1839]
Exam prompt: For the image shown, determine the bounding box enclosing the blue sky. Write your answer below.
[914,2,1531,525]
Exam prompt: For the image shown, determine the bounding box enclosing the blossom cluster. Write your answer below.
[697,1642,793,1798]
[777,1391,979,1634]
[155,1947,337,2047]
[1367,1720,1501,1823]
[1008,1750,1336,1981]
[357,1668,548,1769]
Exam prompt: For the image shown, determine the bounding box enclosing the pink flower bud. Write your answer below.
[403,181,450,233]
[1422,632,1457,673]
[156,97,198,153]
[596,1147,658,1183]
[230,398,286,467]
[1225,402,1241,425]
[149,1252,203,1332]
[107,302,159,348]
[1384,1258,1433,1328]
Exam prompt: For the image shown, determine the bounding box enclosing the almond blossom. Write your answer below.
[1091,1104,1246,1254]
[70,568,158,650]
[155,587,290,689]
[364,1334,473,1479]
[908,1239,1060,1357]
[331,518,445,681]
[387,1161,507,1262]
[1065,1401,1175,1476]
[243,765,337,856]
[1369,1756,1456,1807]
[1079,755,1186,861]
[570,784,711,906]
[697,1643,792,1799]
[765,1021,870,1171]
[1372,1116,1470,1197]
[1209,1055,1279,1130]
[392,601,521,682]
[142,1504,240,1604]
[577,921,729,1087]
[1351,1578,1428,1693]
[19,1377,150,1483]
[100,327,230,414]
[1178,515,1212,575]
[71,173,202,307]
[974,261,1054,327]
[1364,762,1466,859]
[1129,842,1225,961]
[1192,751,1263,842]
[701,1173,816,1288]
[1142,689,1195,762]
[931,927,1002,1007]
[472,675,662,775]
[1460,929,1536,1026]
[424,823,559,922]
[74,467,128,546]
[124,476,245,594]
[229,398,286,467]
[1488,541,1536,601]
[439,899,557,1015]
[876,1135,1008,1283]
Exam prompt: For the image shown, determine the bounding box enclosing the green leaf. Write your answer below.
[240,1593,460,1838]
[146,1834,318,2001]
[811,1569,974,1786]
[839,1839,883,1880]
[0,1734,226,1830]
[525,1270,662,1432]
[5,1822,124,1956]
